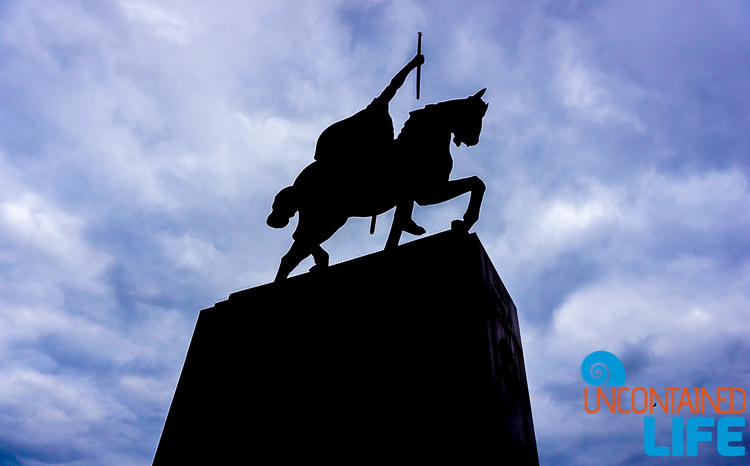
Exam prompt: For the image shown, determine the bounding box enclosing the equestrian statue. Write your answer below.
[267,52,489,281]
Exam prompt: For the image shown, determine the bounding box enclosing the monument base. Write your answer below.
[153,231,538,464]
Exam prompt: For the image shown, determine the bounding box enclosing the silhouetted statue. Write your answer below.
[268,54,488,281]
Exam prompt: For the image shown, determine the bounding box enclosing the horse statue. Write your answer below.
[267,88,489,281]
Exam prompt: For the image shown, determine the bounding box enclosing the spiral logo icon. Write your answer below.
[581,351,626,386]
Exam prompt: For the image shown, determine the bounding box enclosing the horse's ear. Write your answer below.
[472,88,486,100]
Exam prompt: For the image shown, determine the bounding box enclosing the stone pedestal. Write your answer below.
[153,232,538,464]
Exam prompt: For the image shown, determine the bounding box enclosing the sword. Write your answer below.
[416,32,422,99]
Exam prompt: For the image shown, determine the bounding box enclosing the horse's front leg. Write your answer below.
[385,201,427,250]
[415,175,486,233]
[454,175,486,232]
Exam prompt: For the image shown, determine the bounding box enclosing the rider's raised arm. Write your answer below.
[377,54,424,103]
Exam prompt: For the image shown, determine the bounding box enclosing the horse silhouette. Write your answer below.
[268,89,489,281]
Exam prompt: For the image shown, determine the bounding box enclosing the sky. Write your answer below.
[0,0,748,464]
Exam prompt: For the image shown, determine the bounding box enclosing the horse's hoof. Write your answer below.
[309,264,327,273]
[451,219,471,233]
[402,219,426,236]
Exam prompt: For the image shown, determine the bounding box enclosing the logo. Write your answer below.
[581,351,746,457]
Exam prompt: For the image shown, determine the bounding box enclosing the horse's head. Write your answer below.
[451,88,488,147]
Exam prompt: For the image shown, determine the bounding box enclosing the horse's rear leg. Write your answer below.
[275,212,344,280]
[275,240,315,282]
[309,245,329,273]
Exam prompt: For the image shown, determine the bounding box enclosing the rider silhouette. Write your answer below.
[312,53,427,237]
[315,53,424,166]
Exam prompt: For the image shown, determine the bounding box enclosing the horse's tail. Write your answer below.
[266,186,298,229]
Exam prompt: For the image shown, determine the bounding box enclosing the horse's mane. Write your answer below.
[396,99,472,142]
[397,102,449,142]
